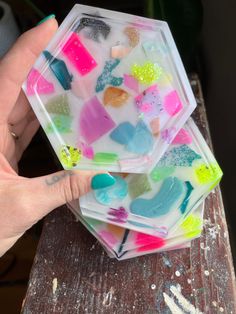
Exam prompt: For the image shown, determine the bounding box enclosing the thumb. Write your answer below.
[21,170,108,224]
[0,17,58,120]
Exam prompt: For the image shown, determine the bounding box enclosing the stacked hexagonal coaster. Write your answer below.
[23,4,222,259]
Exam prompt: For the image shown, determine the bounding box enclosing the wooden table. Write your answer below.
[22,75,236,314]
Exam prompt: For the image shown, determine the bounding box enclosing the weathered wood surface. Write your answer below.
[22,76,236,314]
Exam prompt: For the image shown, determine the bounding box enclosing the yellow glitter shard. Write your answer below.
[194,163,223,185]
[59,145,81,168]
[181,214,202,239]
[131,62,162,85]
[103,87,129,107]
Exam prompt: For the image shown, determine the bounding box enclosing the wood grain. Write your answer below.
[22,75,236,314]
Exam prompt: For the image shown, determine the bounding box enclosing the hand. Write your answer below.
[0,18,102,256]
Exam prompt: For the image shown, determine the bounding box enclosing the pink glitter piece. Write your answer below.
[124,74,139,93]
[62,32,97,76]
[135,84,162,119]
[98,230,118,246]
[77,141,94,159]
[79,96,116,144]
[135,232,165,252]
[164,90,183,116]
[26,69,54,96]
[140,102,152,112]
[172,128,192,144]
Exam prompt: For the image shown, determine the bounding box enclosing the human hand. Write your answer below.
[0,17,107,257]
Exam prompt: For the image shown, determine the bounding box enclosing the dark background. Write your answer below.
[1,0,236,312]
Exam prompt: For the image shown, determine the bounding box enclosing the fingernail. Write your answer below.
[37,14,56,26]
[91,174,116,190]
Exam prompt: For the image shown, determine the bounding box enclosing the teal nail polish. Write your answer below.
[37,14,55,26]
[91,174,116,190]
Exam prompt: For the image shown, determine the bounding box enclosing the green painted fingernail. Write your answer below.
[37,14,56,26]
[91,174,116,190]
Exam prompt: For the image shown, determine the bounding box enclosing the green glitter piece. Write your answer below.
[46,94,70,115]
[128,174,152,199]
[150,166,175,182]
[159,145,202,167]
[46,115,72,133]
[194,163,223,185]
[131,61,162,85]
[93,152,118,163]
[59,145,81,168]
[181,214,202,239]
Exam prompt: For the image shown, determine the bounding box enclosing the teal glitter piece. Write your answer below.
[43,51,73,90]
[130,177,185,218]
[94,175,128,205]
[179,181,194,214]
[46,115,72,133]
[95,59,123,92]
[158,145,202,167]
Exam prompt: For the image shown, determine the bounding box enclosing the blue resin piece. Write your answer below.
[126,120,154,154]
[94,175,128,205]
[43,51,73,90]
[130,177,185,218]
[110,122,135,145]
[95,59,123,92]
[159,144,202,167]
[179,181,194,214]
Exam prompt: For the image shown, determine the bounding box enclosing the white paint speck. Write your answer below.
[219,307,224,312]
[212,301,217,307]
[187,279,192,284]
[204,270,210,276]
[151,284,156,290]
[175,271,181,277]
[52,278,58,295]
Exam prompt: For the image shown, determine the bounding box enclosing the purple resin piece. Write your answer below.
[108,207,128,223]
[79,96,116,144]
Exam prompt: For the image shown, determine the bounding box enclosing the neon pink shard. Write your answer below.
[124,74,139,93]
[26,69,54,96]
[172,128,192,144]
[79,96,116,144]
[77,141,94,159]
[164,90,183,116]
[135,232,165,252]
[62,32,97,76]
